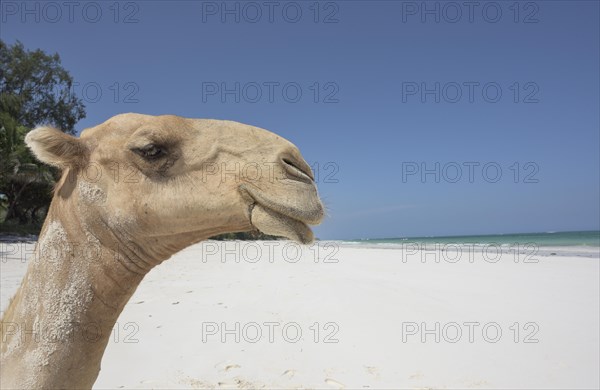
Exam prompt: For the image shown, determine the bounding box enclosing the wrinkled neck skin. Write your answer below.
[0,189,225,389]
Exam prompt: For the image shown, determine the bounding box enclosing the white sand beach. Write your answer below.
[1,240,598,389]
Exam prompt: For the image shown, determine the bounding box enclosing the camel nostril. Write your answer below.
[282,156,314,182]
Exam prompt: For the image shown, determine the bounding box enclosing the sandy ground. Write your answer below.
[1,240,599,389]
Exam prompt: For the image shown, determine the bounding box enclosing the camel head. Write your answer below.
[25,113,324,264]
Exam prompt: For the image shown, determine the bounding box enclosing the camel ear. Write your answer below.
[25,127,88,169]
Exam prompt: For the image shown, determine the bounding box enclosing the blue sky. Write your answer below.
[2,1,599,239]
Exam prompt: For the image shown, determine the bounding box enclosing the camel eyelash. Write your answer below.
[131,144,168,160]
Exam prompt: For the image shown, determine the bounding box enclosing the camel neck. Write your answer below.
[0,199,147,389]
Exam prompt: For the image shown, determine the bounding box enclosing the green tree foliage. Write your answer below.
[210,229,281,241]
[0,40,85,133]
[0,40,86,230]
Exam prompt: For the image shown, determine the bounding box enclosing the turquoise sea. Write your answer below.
[350,231,600,247]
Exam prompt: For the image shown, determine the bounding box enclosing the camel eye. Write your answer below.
[133,144,166,160]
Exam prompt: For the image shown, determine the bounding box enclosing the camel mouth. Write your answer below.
[240,184,323,244]
[250,203,314,244]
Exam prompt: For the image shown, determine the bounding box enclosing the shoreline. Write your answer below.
[325,240,600,259]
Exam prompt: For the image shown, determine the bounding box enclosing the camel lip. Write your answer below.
[249,202,314,244]
[239,184,324,226]
[248,202,311,230]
